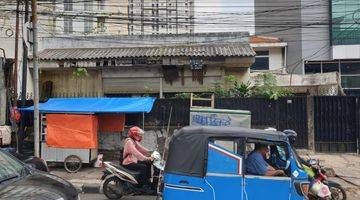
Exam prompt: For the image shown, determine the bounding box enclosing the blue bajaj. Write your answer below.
[163,126,310,200]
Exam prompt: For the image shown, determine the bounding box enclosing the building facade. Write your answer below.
[33,32,255,98]
[128,0,194,35]
[304,0,360,95]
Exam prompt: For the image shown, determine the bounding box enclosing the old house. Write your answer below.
[34,32,255,98]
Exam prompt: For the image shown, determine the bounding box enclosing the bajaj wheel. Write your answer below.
[64,155,82,173]
[103,176,125,199]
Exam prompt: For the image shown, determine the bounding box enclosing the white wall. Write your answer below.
[252,46,284,71]
[333,45,360,59]
[269,48,283,71]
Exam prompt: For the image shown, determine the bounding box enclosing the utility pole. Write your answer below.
[14,0,20,105]
[21,0,29,106]
[31,0,40,157]
[19,0,30,154]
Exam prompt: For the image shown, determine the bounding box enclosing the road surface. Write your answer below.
[80,193,157,200]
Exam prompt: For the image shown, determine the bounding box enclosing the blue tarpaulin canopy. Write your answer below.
[22,98,155,113]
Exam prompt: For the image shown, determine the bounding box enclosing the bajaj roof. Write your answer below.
[165,126,288,177]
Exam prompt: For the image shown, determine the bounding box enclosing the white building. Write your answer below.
[128,0,194,35]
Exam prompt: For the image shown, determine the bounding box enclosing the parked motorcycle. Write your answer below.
[101,151,165,199]
[304,158,346,200]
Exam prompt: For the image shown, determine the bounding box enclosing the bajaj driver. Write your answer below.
[246,143,285,176]
[123,126,154,184]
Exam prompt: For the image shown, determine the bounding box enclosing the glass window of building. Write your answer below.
[331,0,360,45]
[63,16,73,34]
[64,0,73,11]
[322,62,340,73]
[305,63,321,74]
[251,51,270,71]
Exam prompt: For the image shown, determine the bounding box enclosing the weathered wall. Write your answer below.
[40,69,103,98]
[102,65,224,94]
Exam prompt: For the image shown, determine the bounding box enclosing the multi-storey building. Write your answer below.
[128,0,194,35]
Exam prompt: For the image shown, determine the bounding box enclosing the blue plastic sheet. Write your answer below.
[22,98,155,113]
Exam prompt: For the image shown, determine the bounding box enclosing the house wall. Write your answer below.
[269,48,284,71]
[253,46,284,71]
[102,65,224,94]
[39,69,103,98]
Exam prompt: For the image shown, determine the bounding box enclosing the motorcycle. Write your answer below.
[303,158,346,200]
[101,151,165,199]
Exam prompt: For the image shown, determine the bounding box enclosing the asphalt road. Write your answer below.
[80,193,157,200]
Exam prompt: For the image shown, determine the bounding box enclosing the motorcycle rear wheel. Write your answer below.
[103,176,125,199]
[329,185,347,200]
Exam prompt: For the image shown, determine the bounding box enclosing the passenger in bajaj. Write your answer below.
[246,143,286,176]
[122,126,154,185]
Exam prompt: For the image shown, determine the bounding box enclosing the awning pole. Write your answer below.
[142,112,145,130]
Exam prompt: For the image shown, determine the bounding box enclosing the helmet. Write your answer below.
[128,126,145,141]
[283,129,297,145]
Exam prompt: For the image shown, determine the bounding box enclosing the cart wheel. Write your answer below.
[64,155,82,173]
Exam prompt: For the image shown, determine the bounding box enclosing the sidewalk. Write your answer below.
[298,152,360,200]
[50,166,103,193]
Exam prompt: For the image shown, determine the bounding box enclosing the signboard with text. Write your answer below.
[190,108,251,128]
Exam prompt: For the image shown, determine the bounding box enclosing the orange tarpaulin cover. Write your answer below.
[98,114,125,132]
[46,114,98,149]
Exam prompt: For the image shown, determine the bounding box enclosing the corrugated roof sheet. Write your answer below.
[38,43,255,61]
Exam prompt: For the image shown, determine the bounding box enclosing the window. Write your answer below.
[251,51,269,71]
[63,16,73,34]
[244,140,290,177]
[207,138,244,175]
[213,140,238,154]
[97,0,105,10]
[64,0,73,11]
[304,63,321,74]
[322,62,339,73]
[97,17,106,32]
[84,1,92,11]
[340,61,360,88]
[331,0,360,45]
[84,17,93,33]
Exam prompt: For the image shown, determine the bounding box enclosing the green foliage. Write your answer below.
[209,73,293,100]
[230,81,253,98]
[73,68,88,78]
[210,79,231,98]
[252,73,293,100]
[173,93,191,99]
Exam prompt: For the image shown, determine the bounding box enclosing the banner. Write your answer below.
[190,108,251,128]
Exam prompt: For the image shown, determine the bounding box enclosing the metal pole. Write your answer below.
[13,0,20,105]
[31,0,40,157]
[21,0,29,106]
[18,0,30,154]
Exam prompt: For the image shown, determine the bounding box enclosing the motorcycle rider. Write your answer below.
[122,126,154,185]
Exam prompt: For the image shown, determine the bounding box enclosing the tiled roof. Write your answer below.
[250,35,282,44]
[38,43,255,61]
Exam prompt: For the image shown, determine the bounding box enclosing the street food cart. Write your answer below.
[23,97,155,172]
